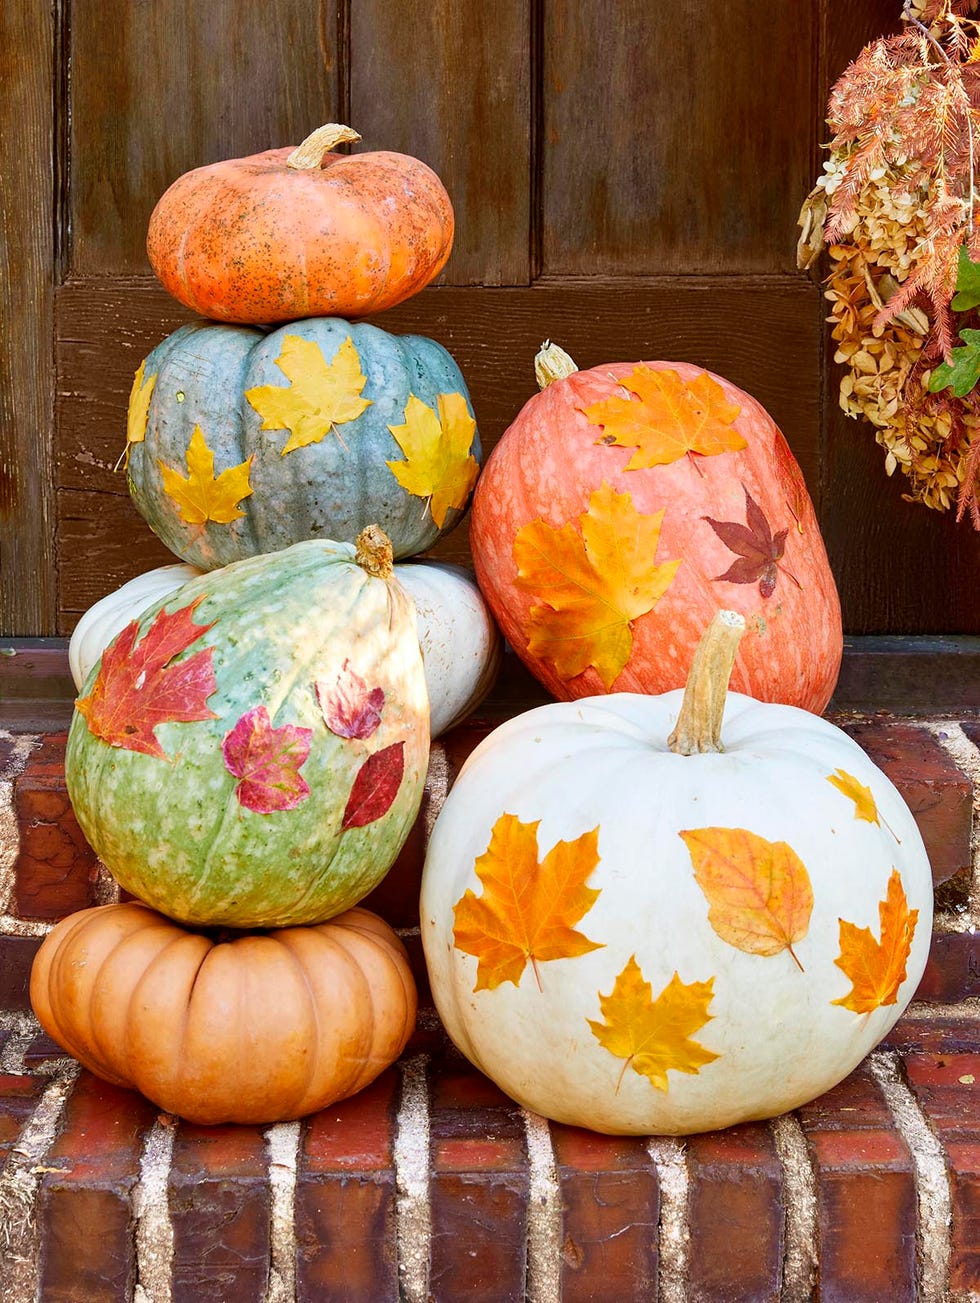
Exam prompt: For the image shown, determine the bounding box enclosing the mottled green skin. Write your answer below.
[127,318,480,568]
[66,540,430,928]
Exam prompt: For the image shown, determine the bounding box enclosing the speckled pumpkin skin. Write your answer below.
[147,146,453,323]
[66,540,430,929]
[471,361,842,714]
[127,318,480,568]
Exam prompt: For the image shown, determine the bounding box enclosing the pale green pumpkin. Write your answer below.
[66,532,429,928]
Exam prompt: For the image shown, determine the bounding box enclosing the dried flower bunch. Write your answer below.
[799,0,980,523]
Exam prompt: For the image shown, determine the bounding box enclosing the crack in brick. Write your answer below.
[133,1113,177,1303]
[522,1110,561,1303]
[393,1054,431,1303]
[771,1112,818,1301]
[264,1119,299,1303]
[927,722,980,923]
[646,1136,689,1303]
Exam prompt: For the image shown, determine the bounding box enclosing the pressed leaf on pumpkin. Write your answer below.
[679,826,813,971]
[122,359,157,467]
[452,812,603,991]
[159,426,254,526]
[826,769,879,824]
[386,392,479,527]
[245,334,372,455]
[588,956,720,1093]
[342,742,406,830]
[317,661,385,741]
[222,705,313,813]
[832,868,919,1014]
[75,599,218,761]
[703,485,799,599]
[580,366,745,471]
[513,482,681,690]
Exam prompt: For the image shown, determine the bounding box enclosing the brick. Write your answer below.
[882,1013,980,1056]
[0,934,44,1010]
[429,1059,524,1140]
[685,1123,783,1301]
[551,1125,659,1300]
[13,779,101,919]
[168,1121,271,1303]
[0,1072,46,1163]
[794,1062,895,1130]
[914,930,980,1003]
[361,805,426,928]
[842,722,972,885]
[295,1071,399,1301]
[946,1140,980,1295]
[21,1030,69,1070]
[37,1072,157,1302]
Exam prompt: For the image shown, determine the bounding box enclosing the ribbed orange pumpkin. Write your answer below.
[30,902,417,1125]
[146,123,454,324]
[470,345,842,714]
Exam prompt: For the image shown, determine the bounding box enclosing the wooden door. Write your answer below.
[3,0,976,639]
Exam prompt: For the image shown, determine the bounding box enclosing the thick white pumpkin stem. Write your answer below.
[355,525,394,580]
[287,123,362,170]
[668,610,746,755]
[534,341,579,389]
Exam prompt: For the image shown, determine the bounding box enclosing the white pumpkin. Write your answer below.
[420,611,933,1136]
[69,560,501,739]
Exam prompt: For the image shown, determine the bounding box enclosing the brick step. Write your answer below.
[0,1002,976,1300]
[1,712,978,1010]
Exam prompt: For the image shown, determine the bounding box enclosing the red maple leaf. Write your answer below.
[703,486,801,599]
[222,705,313,813]
[342,742,406,830]
[316,660,385,740]
[75,599,218,760]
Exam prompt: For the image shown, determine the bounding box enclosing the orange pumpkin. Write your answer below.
[30,902,417,1125]
[146,123,454,323]
[470,345,842,713]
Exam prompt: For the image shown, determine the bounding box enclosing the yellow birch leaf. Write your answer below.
[832,868,919,1014]
[452,812,603,992]
[158,426,254,526]
[826,768,879,824]
[679,826,813,969]
[122,359,157,467]
[581,366,746,471]
[588,956,719,1093]
[244,334,372,456]
[386,392,479,527]
[513,481,681,690]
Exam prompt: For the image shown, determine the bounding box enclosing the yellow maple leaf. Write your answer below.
[121,359,157,468]
[158,426,254,526]
[452,812,603,991]
[581,366,746,471]
[827,768,879,824]
[832,868,919,1014]
[386,392,479,527]
[513,481,680,690]
[679,826,813,970]
[588,956,720,1093]
[245,334,372,456]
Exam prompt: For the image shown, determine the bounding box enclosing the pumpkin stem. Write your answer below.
[534,340,579,390]
[667,610,746,755]
[286,123,362,170]
[355,525,395,580]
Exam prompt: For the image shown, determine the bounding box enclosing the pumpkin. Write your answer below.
[146,123,453,324]
[66,528,429,929]
[125,317,480,568]
[420,611,932,1136]
[69,560,500,739]
[470,343,842,714]
[30,902,416,1125]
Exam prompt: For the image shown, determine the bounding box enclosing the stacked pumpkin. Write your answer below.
[33,125,496,1124]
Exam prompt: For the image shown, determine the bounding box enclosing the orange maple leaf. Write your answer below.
[832,868,919,1014]
[679,827,814,970]
[588,956,719,1093]
[580,367,745,471]
[452,812,603,991]
[513,481,680,690]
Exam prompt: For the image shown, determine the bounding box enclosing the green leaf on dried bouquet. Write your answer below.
[928,329,980,398]
[951,245,980,312]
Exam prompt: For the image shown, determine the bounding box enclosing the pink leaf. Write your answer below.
[342,741,406,830]
[222,705,313,813]
[316,660,385,740]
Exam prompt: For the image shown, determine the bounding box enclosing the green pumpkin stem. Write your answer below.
[355,525,394,580]
[667,610,746,756]
[534,341,579,390]
[286,123,362,170]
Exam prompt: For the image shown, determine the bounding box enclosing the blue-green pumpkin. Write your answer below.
[125,318,480,568]
[65,530,430,928]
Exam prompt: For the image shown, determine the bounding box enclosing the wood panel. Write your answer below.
[349,0,532,285]
[54,275,821,629]
[67,0,340,275]
[0,2,56,635]
[541,0,817,276]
